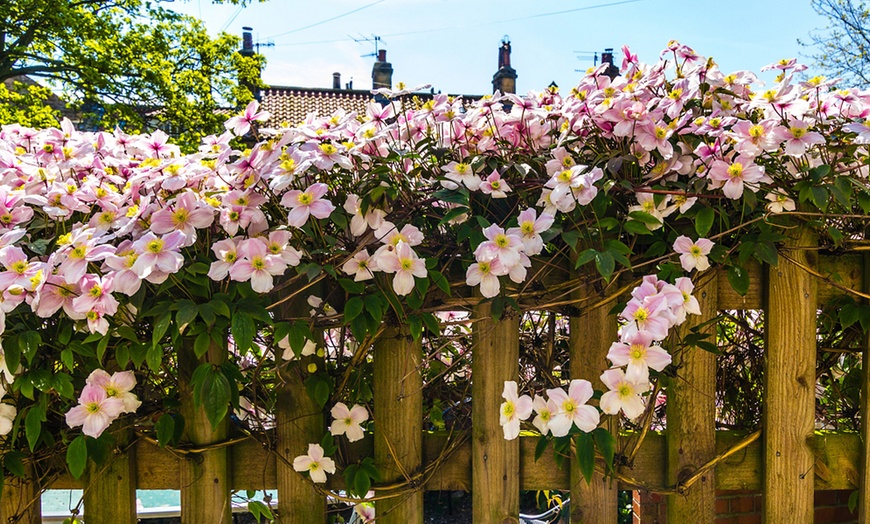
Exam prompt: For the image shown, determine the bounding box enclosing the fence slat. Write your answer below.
[667,274,717,521]
[276,298,325,523]
[570,287,618,522]
[83,428,137,524]
[373,324,423,523]
[763,227,817,522]
[178,340,231,524]
[860,252,870,523]
[1,462,40,524]
[472,302,520,523]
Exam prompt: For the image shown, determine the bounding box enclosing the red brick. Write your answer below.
[729,496,756,514]
[815,490,840,506]
[716,497,729,514]
[815,505,857,522]
[736,515,761,524]
[715,518,738,524]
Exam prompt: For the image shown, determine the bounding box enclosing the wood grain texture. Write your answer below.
[178,340,232,524]
[569,283,618,523]
[859,252,870,524]
[373,325,423,524]
[667,275,717,521]
[276,296,326,524]
[83,428,137,524]
[763,227,818,523]
[1,461,40,524]
[472,302,521,524]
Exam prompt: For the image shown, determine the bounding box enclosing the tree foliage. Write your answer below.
[803,0,870,86]
[0,0,265,148]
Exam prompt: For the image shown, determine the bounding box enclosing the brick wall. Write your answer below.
[632,489,856,523]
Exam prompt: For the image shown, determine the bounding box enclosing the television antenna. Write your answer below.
[351,34,384,58]
[573,50,598,72]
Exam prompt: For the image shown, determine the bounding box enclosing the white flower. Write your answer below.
[330,402,369,442]
[0,404,16,436]
[500,381,533,440]
[292,443,336,483]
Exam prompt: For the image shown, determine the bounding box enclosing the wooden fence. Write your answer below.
[3,232,870,523]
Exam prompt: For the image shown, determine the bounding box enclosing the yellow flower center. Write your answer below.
[630,344,647,360]
[147,239,164,254]
[297,192,313,206]
[727,163,744,179]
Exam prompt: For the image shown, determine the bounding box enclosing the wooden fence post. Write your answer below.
[373,324,423,523]
[763,226,817,522]
[82,428,137,524]
[667,273,718,521]
[276,298,326,524]
[178,339,231,524]
[859,252,870,523]
[1,461,40,524]
[472,301,520,524]
[570,287,618,522]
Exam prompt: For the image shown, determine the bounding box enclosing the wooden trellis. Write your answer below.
[4,238,870,523]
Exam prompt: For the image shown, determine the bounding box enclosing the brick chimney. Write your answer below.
[601,48,620,79]
[492,37,517,94]
[241,27,254,57]
[372,49,393,90]
[333,72,341,90]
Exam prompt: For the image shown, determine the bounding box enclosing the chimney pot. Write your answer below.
[372,51,392,90]
[241,27,254,57]
[333,72,341,90]
[378,49,387,62]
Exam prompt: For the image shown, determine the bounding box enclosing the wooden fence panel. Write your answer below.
[1,462,40,524]
[860,252,870,524]
[373,324,423,523]
[276,299,325,523]
[472,301,521,523]
[82,428,137,524]
[763,227,818,522]
[570,287,618,522]
[666,274,717,521]
[178,340,231,524]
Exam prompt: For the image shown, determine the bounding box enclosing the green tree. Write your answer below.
[804,0,870,86]
[0,0,265,148]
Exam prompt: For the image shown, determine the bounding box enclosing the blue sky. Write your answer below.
[171,0,825,95]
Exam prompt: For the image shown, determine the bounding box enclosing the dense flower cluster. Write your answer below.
[0,42,865,484]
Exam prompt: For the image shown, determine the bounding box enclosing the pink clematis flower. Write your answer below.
[531,394,557,435]
[86,369,141,414]
[775,118,825,157]
[342,249,375,282]
[376,241,427,296]
[465,259,505,298]
[600,368,647,419]
[607,331,672,384]
[65,383,125,438]
[149,191,214,243]
[131,231,186,279]
[292,443,336,484]
[475,224,523,268]
[229,238,287,293]
[673,236,715,272]
[546,379,600,437]
[500,381,533,440]
[72,275,119,318]
[225,100,270,136]
[281,183,336,228]
[479,170,512,198]
[329,402,369,442]
[507,208,554,256]
[708,155,766,199]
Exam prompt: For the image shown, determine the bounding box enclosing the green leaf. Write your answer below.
[152,311,171,347]
[574,248,597,269]
[146,344,163,371]
[19,331,41,365]
[155,414,176,448]
[193,331,211,358]
[594,251,615,281]
[344,296,365,323]
[248,500,273,521]
[66,436,88,480]
[339,278,365,294]
[24,406,43,451]
[593,428,616,474]
[534,435,549,462]
[231,312,255,353]
[116,326,139,343]
[849,490,859,514]
[628,210,661,226]
[200,369,231,430]
[623,220,652,235]
[421,312,440,336]
[4,337,20,380]
[574,432,595,484]
[430,270,451,296]
[4,451,25,478]
[755,242,778,266]
[176,306,198,335]
[408,314,423,340]
[727,264,750,296]
[60,348,74,371]
[695,206,715,237]
[810,186,829,212]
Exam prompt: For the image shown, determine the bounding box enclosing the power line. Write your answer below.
[270,0,644,48]
[220,4,244,33]
[266,0,385,40]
